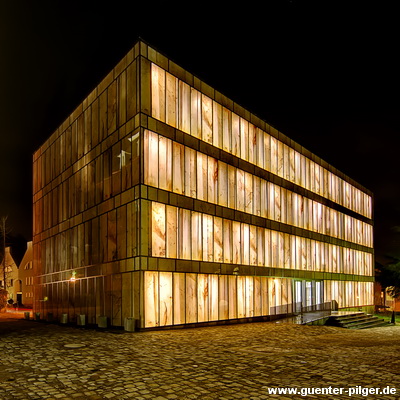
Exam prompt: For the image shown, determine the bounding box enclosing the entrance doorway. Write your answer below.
[16,293,22,306]
[293,280,324,313]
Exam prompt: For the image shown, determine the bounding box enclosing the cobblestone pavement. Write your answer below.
[1,313,400,400]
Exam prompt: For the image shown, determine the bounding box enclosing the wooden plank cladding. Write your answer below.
[33,39,374,330]
[143,272,374,328]
[150,63,372,219]
[33,50,143,325]
[143,130,373,249]
[150,201,373,276]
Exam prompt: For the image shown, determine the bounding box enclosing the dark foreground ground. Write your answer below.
[1,311,400,400]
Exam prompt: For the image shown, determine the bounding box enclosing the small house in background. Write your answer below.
[17,241,34,308]
[0,247,19,303]
[375,280,400,313]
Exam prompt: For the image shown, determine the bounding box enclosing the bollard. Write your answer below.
[97,316,108,328]
[124,317,136,332]
[24,311,30,320]
[77,314,86,326]
[391,310,396,325]
[47,312,54,322]
[60,313,68,324]
[35,312,41,321]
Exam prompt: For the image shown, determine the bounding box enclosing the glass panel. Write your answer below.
[144,130,159,187]
[151,64,165,121]
[158,136,172,191]
[219,275,229,320]
[245,276,254,317]
[186,273,197,323]
[159,272,173,326]
[228,276,237,319]
[209,275,219,321]
[144,272,159,327]
[166,206,177,258]
[179,209,191,259]
[207,157,218,204]
[240,118,249,161]
[201,95,213,144]
[214,217,223,262]
[232,221,241,264]
[173,273,186,325]
[213,102,223,149]
[172,142,184,194]
[237,276,245,318]
[231,114,240,157]
[254,277,262,316]
[237,169,245,212]
[191,89,201,138]
[223,219,232,264]
[197,153,207,201]
[179,81,191,133]
[222,107,231,153]
[202,214,213,262]
[218,161,228,207]
[191,212,202,261]
[197,274,208,322]
[166,72,178,127]
[184,148,196,198]
[152,202,165,257]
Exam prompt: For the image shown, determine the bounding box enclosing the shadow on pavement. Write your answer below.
[0,312,44,336]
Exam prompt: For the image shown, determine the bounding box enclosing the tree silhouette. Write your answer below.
[376,260,400,299]
[0,216,11,309]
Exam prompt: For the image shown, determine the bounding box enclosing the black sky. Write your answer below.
[1,1,399,265]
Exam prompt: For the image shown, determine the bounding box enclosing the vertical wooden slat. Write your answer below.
[117,206,127,260]
[127,60,137,120]
[107,210,117,261]
[173,272,186,325]
[185,273,197,324]
[121,272,132,322]
[144,271,159,327]
[140,57,151,115]
[107,80,117,135]
[159,272,172,326]
[77,113,84,159]
[111,273,122,326]
[91,99,99,147]
[99,91,107,143]
[218,275,229,320]
[228,276,237,320]
[118,71,127,127]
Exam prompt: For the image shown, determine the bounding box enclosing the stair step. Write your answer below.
[332,313,367,321]
[327,312,388,329]
[357,321,389,329]
[342,318,381,328]
[347,320,389,329]
[340,316,379,326]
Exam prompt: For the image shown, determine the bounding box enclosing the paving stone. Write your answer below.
[1,315,400,399]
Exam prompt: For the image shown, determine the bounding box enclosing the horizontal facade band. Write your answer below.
[32,184,374,255]
[35,256,374,285]
[144,117,373,224]
[143,129,372,247]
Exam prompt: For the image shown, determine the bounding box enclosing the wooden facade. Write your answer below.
[33,40,374,329]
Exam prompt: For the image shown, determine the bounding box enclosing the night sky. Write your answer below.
[1,1,399,265]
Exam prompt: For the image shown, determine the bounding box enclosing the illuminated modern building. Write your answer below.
[33,40,374,329]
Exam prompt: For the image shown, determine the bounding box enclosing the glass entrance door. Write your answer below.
[293,280,324,312]
[294,280,303,313]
